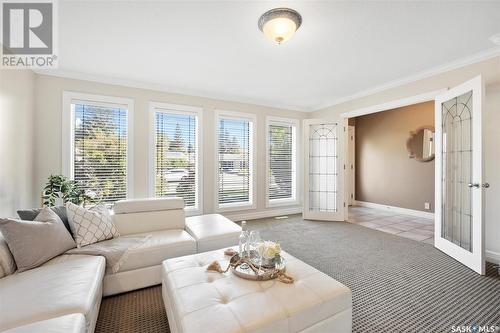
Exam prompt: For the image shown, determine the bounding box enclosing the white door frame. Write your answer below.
[303,118,346,221]
[339,89,446,220]
[348,126,355,205]
[435,76,485,275]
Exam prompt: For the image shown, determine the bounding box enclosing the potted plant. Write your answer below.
[42,175,95,207]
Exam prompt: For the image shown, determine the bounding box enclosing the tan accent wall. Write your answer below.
[354,101,435,212]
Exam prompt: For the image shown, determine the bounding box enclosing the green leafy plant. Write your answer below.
[42,175,94,207]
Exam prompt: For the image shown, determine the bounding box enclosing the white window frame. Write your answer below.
[266,116,300,207]
[62,91,135,199]
[148,102,203,216]
[215,110,257,212]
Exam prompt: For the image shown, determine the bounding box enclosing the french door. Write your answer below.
[303,119,345,221]
[435,76,485,274]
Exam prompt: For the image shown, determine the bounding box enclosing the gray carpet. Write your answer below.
[96,214,500,333]
[248,214,500,333]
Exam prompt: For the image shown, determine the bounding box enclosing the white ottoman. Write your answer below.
[185,214,241,253]
[162,249,352,333]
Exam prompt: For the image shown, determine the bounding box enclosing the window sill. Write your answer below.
[216,202,256,213]
[266,198,300,208]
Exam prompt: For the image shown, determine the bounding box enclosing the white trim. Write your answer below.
[265,116,300,208]
[348,126,355,206]
[314,46,500,110]
[486,250,500,264]
[62,91,134,198]
[37,47,500,113]
[222,207,303,222]
[340,89,446,119]
[214,109,257,212]
[354,200,435,219]
[148,102,204,215]
[35,69,309,112]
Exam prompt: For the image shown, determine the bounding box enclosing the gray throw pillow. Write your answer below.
[0,208,76,272]
[17,206,72,236]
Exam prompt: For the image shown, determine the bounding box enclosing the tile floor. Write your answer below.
[348,206,434,244]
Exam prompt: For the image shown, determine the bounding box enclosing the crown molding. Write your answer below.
[312,46,500,111]
[34,46,500,114]
[33,69,311,113]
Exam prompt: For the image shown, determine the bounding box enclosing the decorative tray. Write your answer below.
[232,256,286,281]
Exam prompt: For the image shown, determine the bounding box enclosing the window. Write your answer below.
[63,92,134,204]
[267,118,298,206]
[216,111,255,210]
[151,103,202,211]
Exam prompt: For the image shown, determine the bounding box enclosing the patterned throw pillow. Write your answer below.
[66,203,119,248]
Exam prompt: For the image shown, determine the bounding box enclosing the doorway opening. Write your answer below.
[345,100,436,243]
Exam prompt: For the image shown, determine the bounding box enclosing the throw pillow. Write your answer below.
[66,203,119,248]
[0,232,16,277]
[0,208,76,272]
[17,205,72,236]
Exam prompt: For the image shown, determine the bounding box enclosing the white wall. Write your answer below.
[483,82,500,264]
[311,56,500,263]
[34,74,307,220]
[0,70,35,217]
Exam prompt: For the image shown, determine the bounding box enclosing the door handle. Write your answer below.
[468,183,490,188]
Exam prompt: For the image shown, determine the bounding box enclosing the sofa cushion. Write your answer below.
[0,232,16,278]
[0,254,105,331]
[1,314,86,333]
[185,214,241,253]
[113,198,184,214]
[114,229,196,273]
[17,205,72,236]
[0,208,76,272]
[66,203,119,248]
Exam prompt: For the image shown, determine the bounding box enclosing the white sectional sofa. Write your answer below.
[0,198,241,333]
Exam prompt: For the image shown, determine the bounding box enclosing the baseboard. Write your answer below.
[486,250,500,264]
[223,207,303,222]
[354,201,434,219]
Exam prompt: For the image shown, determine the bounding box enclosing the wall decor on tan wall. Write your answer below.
[406,126,435,162]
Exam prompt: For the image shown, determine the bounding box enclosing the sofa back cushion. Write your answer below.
[112,198,185,235]
[0,232,16,278]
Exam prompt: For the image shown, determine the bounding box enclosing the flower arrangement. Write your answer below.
[257,241,281,260]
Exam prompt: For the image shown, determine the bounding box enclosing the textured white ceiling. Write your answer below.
[53,1,500,111]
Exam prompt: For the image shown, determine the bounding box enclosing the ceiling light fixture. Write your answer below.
[258,8,302,45]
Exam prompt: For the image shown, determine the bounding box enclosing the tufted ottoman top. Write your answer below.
[162,248,352,333]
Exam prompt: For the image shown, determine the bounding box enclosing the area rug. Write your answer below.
[95,214,500,333]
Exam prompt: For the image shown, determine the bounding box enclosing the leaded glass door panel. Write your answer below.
[435,76,485,275]
[303,119,345,221]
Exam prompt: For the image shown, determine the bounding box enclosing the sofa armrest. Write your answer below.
[112,198,185,236]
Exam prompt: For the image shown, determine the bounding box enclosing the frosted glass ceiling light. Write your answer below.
[258,8,302,45]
